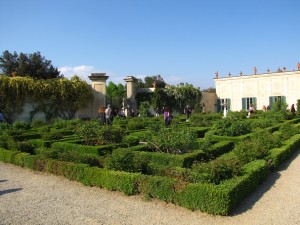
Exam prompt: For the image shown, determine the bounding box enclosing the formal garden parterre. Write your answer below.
[1,101,300,215]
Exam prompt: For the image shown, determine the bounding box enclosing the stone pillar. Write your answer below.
[124,76,138,117]
[88,73,109,118]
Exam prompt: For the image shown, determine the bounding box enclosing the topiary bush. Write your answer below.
[142,123,198,154]
[233,129,281,164]
[212,117,251,136]
[31,119,47,128]
[75,121,125,146]
[12,121,31,130]
[191,154,241,184]
[126,118,148,130]
[0,131,18,150]
[105,148,147,172]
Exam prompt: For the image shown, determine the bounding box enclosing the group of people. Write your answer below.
[162,104,193,127]
[98,105,113,125]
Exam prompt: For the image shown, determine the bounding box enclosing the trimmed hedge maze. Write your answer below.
[0,114,300,215]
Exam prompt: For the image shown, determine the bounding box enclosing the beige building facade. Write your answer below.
[214,70,300,112]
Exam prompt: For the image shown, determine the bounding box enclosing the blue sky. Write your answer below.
[1,0,299,89]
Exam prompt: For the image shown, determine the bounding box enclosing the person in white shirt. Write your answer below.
[105,104,112,125]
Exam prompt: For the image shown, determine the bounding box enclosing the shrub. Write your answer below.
[18,141,35,154]
[212,117,251,136]
[75,121,125,146]
[190,113,222,127]
[0,132,18,150]
[233,129,281,164]
[52,118,82,129]
[143,123,198,154]
[35,145,104,167]
[191,155,241,184]
[12,121,31,130]
[277,123,299,140]
[105,148,147,172]
[0,123,12,134]
[31,119,47,128]
[126,118,148,130]
[42,131,63,141]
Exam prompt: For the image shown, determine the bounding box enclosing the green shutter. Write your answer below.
[253,97,257,109]
[281,96,286,103]
[227,99,231,111]
[242,98,246,110]
[269,96,275,108]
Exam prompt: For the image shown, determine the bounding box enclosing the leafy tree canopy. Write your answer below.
[165,83,202,112]
[0,50,62,79]
[106,81,126,109]
[136,75,166,88]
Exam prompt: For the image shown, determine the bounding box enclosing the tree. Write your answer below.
[106,81,126,109]
[144,75,166,88]
[165,83,202,112]
[53,76,92,119]
[0,50,61,79]
[0,75,94,122]
[0,76,32,123]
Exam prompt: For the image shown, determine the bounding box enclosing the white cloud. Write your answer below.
[58,65,97,83]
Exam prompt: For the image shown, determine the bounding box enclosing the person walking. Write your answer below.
[97,106,106,125]
[163,106,172,127]
[185,105,192,122]
[105,104,112,125]
[291,104,296,116]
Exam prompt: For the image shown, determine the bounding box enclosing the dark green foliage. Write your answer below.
[126,118,148,130]
[18,141,35,154]
[1,115,300,216]
[143,123,198,154]
[277,122,300,140]
[267,134,300,169]
[135,92,153,107]
[189,113,222,127]
[112,116,128,128]
[138,102,150,117]
[30,119,47,128]
[0,132,18,150]
[35,145,104,167]
[12,121,31,130]
[191,155,241,184]
[75,121,125,146]
[0,50,61,79]
[233,129,281,164]
[0,130,299,215]
[212,117,251,136]
[105,148,147,172]
[227,111,248,120]
[249,118,275,129]
[106,81,126,109]
[0,123,11,134]
[42,131,63,141]
[137,175,176,201]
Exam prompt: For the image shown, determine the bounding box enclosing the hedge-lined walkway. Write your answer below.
[1,151,300,225]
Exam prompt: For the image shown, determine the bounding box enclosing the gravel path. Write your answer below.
[1,150,300,225]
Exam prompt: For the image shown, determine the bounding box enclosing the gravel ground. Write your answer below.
[1,150,300,225]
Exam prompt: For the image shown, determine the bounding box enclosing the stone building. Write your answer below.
[214,68,300,112]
